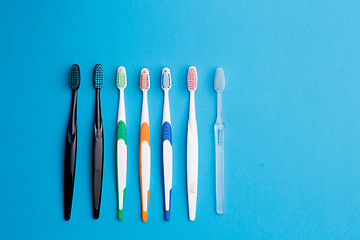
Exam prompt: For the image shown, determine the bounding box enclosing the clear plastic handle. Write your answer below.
[214,122,225,214]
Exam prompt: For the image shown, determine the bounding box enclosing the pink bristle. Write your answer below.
[187,66,197,91]
[140,68,150,90]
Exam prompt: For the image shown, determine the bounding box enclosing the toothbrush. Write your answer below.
[92,64,104,219]
[64,64,80,221]
[116,66,127,220]
[187,66,198,221]
[139,68,151,222]
[161,67,172,221]
[214,67,225,214]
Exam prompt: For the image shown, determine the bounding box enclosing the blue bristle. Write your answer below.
[70,64,80,90]
[93,64,104,89]
[161,67,171,89]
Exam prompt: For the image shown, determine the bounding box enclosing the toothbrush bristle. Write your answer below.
[140,68,150,90]
[161,67,171,90]
[187,66,197,91]
[70,64,80,90]
[117,66,127,89]
[93,64,104,89]
[214,67,225,92]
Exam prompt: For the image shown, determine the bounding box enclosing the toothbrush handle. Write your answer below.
[162,121,172,221]
[116,120,127,220]
[140,123,151,222]
[64,91,77,221]
[92,120,104,219]
[214,123,225,214]
[92,91,104,219]
[187,120,198,221]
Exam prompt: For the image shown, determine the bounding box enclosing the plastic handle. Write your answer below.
[64,90,77,221]
[187,92,198,221]
[140,122,151,222]
[214,122,225,214]
[187,120,198,221]
[92,90,104,219]
[162,121,172,221]
[116,120,127,220]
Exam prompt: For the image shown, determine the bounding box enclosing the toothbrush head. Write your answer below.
[117,66,127,89]
[161,67,171,90]
[140,68,150,91]
[214,67,225,92]
[70,64,80,90]
[93,64,104,89]
[187,66,197,91]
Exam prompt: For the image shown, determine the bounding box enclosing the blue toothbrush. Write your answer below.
[161,67,173,221]
[214,67,225,214]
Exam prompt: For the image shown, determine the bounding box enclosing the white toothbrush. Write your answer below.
[116,66,127,220]
[161,67,173,221]
[214,67,225,214]
[139,68,151,222]
[187,66,198,221]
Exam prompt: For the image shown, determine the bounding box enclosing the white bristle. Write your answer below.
[161,67,171,90]
[214,67,225,92]
[140,68,150,90]
[187,66,197,91]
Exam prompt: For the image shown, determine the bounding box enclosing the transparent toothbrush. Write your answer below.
[214,67,225,214]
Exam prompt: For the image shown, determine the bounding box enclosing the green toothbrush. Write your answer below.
[116,66,127,220]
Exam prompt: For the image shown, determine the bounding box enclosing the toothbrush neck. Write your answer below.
[118,89,125,122]
[119,88,125,105]
[69,90,78,131]
[141,90,149,123]
[189,91,196,120]
[164,90,169,100]
[71,90,78,119]
[162,90,170,123]
[95,89,102,125]
[216,92,223,123]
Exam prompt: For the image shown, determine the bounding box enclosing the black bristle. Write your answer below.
[70,64,80,90]
[93,64,104,89]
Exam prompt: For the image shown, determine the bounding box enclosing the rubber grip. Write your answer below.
[162,121,172,221]
[117,120,127,143]
[140,122,150,222]
[162,121,172,144]
[116,120,127,220]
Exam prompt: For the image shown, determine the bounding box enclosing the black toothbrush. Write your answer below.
[64,64,80,221]
[92,64,104,219]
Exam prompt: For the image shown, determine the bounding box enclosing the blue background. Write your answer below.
[0,0,359,239]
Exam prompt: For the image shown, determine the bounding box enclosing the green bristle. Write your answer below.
[93,64,104,89]
[70,64,80,90]
[116,67,127,89]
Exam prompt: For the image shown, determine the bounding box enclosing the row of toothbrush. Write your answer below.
[64,64,225,222]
